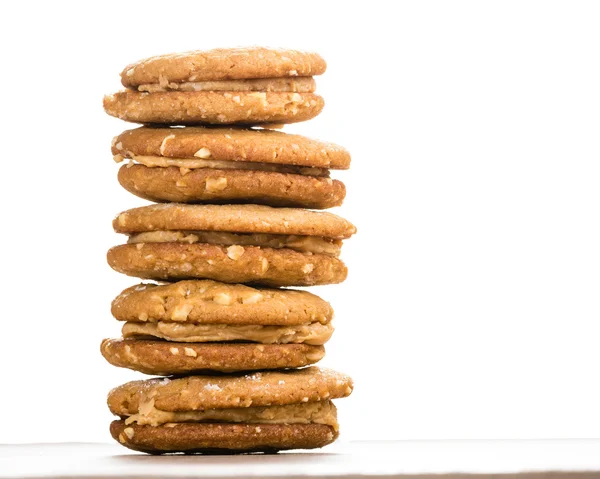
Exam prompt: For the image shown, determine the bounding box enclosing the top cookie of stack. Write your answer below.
[104,47,325,125]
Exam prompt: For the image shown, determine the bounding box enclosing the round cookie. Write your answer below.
[103,91,324,125]
[111,281,333,325]
[111,127,350,169]
[120,47,326,87]
[113,204,356,239]
[109,204,353,286]
[107,243,347,286]
[112,126,349,208]
[108,367,353,415]
[117,165,345,208]
[108,367,351,454]
[110,421,336,454]
[101,339,325,375]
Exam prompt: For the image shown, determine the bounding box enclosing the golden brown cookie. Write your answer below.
[103,91,324,125]
[120,47,326,87]
[111,126,349,207]
[111,281,333,325]
[110,421,336,454]
[108,367,352,414]
[107,243,347,286]
[108,367,351,454]
[113,204,356,239]
[101,339,325,375]
[108,204,353,285]
[117,165,345,208]
[111,127,350,169]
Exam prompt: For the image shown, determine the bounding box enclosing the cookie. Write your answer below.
[103,91,324,125]
[108,204,354,286]
[108,368,349,453]
[120,47,326,87]
[111,127,350,169]
[117,165,345,208]
[105,281,333,374]
[110,421,336,454]
[113,204,356,238]
[107,243,346,286]
[111,281,333,325]
[101,339,325,375]
[108,368,351,452]
[108,367,352,414]
[106,48,326,125]
[111,126,349,208]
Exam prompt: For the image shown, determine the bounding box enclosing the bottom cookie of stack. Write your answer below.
[101,280,333,375]
[108,368,353,454]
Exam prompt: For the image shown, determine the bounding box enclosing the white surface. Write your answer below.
[2,0,600,444]
[2,441,600,478]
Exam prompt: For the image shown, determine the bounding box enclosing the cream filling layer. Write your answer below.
[137,77,315,93]
[122,321,334,345]
[127,231,342,257]
[114,154,330,177]
[124,400,338,431]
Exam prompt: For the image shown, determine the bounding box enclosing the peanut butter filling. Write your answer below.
[114,154,330,177]
[137,77,315,93]
[124,400,338,431]
[122,321,333,345]
[127,231,342,257]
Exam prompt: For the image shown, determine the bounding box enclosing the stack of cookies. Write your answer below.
[101,47,356,454]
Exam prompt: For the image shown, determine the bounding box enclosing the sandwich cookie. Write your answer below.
[101,280,332,374]
[103,47,325,125]
[108,367,353,454]
[107,204,356,286]
[113,127,349,209]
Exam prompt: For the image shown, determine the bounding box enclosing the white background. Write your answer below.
[1,0,599,444]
